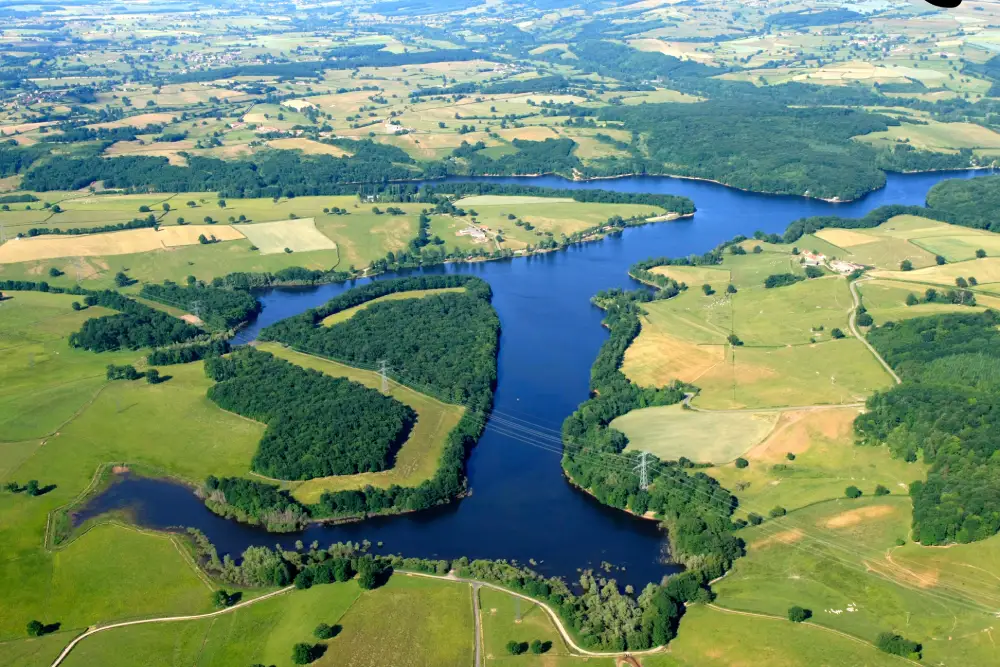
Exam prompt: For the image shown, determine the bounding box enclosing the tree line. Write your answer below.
[560,288,742,591]
[205,348,415,480]
[19,214,158,238]
[855,311,1000,545]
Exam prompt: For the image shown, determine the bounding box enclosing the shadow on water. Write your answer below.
[75,170,987,589]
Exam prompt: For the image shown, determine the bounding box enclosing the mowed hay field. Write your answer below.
[0,292,265,639]
[712,496,1000,667]
[872,257,1000,287]
[0,225,245,263]
[238,218,337,254]
[613,404,779,464]
[706,407,927,515]
[320,288,466,327]
[259,344,465,502]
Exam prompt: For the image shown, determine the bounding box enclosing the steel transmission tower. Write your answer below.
[378,359,389,393]
[634,451,650,491]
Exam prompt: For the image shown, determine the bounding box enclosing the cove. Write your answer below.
[75,169,985,590]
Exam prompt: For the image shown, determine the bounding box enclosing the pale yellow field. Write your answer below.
[455,196,574,206]
[0,225,245,263]
[89,112,180,129]
[237,218,337,255]
[266,137,350,156]
[871,257,1000,286]
[321,288,466,327]
[623,327,726,387]
[649,265,732,286]
[814,228,880,248]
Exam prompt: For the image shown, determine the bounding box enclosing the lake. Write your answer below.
[74,170,986,589]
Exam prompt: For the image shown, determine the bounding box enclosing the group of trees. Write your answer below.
[147,339,230,365]
[139,282,261,330]
[202,475,309,532]
[69,290,203,352]
[259,275,499,518]
[763,273,805,289]
[855,311,1000,545]
[205,348,415,480]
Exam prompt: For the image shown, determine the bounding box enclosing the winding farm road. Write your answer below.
[847,278,901,385]
[49,586,295,667]
[405,571,666,659]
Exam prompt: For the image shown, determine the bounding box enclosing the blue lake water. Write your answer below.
[75,169,987,589]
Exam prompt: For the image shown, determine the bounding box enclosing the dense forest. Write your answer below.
[855,311,1000,545]
[21,148,419,197]
[925,174,1000,232]
[205,348,415,480]
[140,282,261,330]
[69,290,203,352]
[259,275,498,518]
[598,101,895,201]
[561,288,742,576]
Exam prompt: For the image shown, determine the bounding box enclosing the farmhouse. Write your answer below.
[801,251,826,266]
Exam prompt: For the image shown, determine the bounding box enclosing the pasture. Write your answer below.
[323,574,473,667]
[856,119,1000,153]
[0,292,264,639]
[613,404,778,465]
[259,344,466,502]
[647,604,907,667]
[712,496,1000,667]
[858,279,1000,324]
[706,407,927,514]
[871,257,1000,287]
[237,218,337,255]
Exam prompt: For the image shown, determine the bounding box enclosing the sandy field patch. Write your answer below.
[0,121,57,136]
[824,504,896,529]
[871,257,1000,285]
[0,225,244,263]
[815,228,880,248]
[750,528,806,550]
[746,407,860,463]
[649,264,732,286]
[267,137,350,156]
[455,195,575,206]
[238,218,337,254]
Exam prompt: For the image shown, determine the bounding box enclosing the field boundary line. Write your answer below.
[48,586,295,667]
[705,603,922,665]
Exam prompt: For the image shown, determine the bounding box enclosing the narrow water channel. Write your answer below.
[75,170,985,589]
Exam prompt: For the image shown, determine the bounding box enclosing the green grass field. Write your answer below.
[0,292,263,640]
[711,496,1000,667]
[325,575,473,667]
[613,404,778,464]
[858,279,1000,325]
[643,604,908,667]
[478,588,607,666]
[259,344,465,502]
[56,582,364,667]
